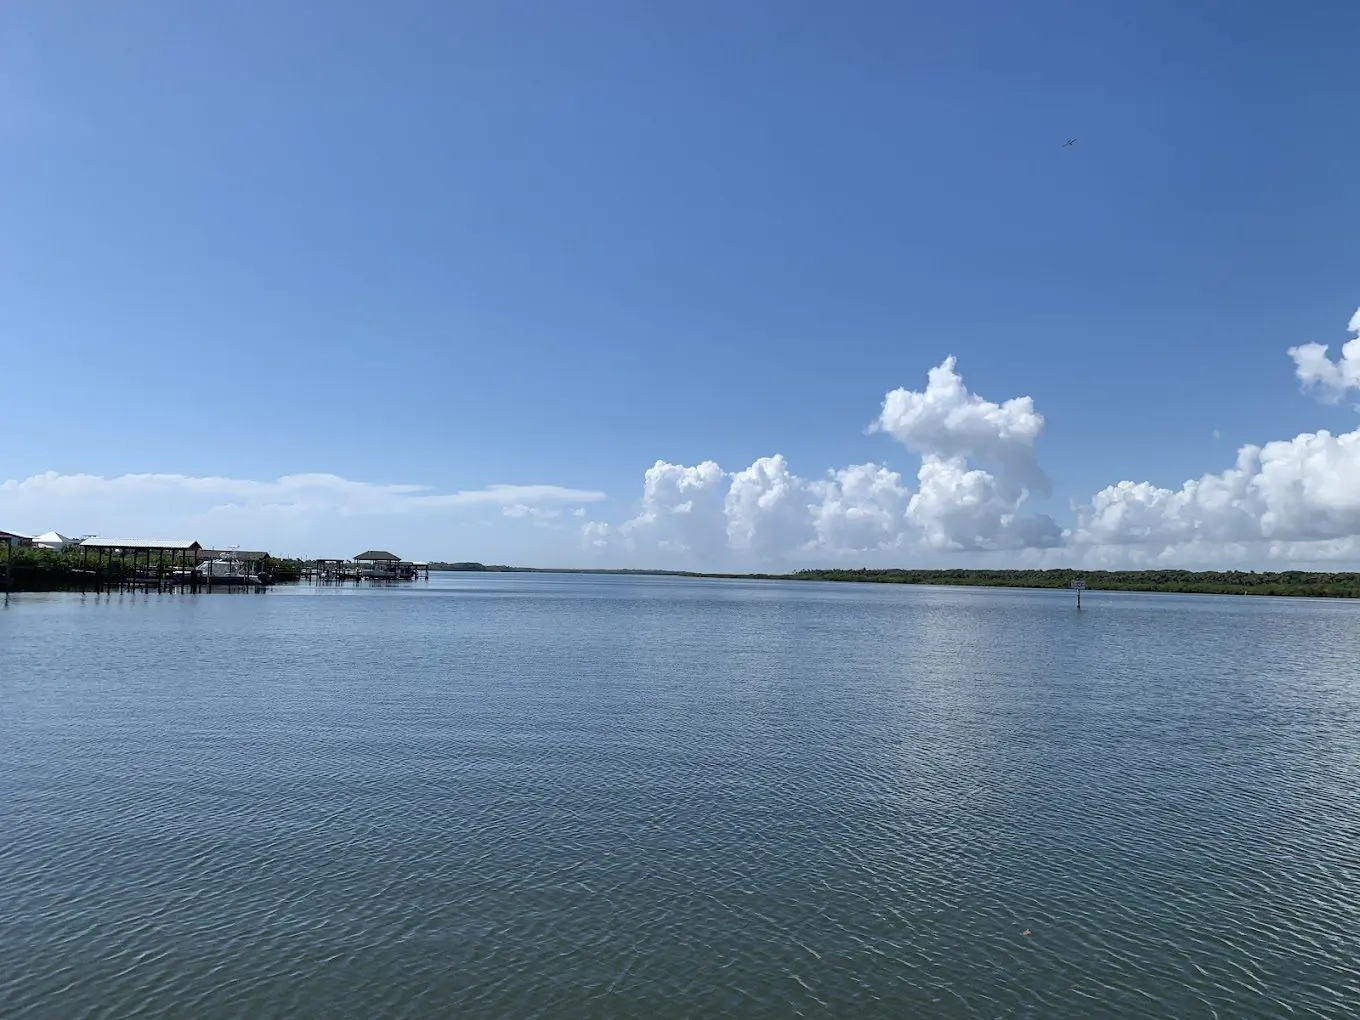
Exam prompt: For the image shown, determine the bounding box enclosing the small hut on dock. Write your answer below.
[355,550,402,579]
[306,551,427,584]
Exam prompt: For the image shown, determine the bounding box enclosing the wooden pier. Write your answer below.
[77,540,271,594]
[1,534,429,595]
[302,551,430,585]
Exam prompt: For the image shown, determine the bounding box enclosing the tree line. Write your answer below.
[9,548,1360,598]
[0,545,306,589]
[784,568,1360,598]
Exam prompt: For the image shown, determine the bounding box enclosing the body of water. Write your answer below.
[3,574,1359,1018]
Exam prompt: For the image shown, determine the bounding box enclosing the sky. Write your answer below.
[3,0,1360,569]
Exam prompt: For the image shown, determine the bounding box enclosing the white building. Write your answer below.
[32,531,79,551]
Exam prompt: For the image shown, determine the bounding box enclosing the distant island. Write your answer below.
[7,546,1360,598]
[426,562,518,572]
[432,563,1360,598]
[783,567,1360,598]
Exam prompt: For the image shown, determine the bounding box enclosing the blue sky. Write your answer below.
[3,1,1360,567]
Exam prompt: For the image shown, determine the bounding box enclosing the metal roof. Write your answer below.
[354,549,399,561]
[197,549,270,561]
[32,531,77,544]
[80,538,203,551]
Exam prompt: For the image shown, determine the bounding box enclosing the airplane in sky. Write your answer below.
[1063,137,1079,147]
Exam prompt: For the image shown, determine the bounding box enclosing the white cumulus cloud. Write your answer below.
[585,311,1360,569]
[616,460,727,555]
[724,455,816,556]
[809,463,912,553]
[1071,429,1360,554]
[1287,308,1360,403]
[909,455,1061,551]
[1065,306,1360,565]
[24,304,1360,570]
[585,358,1057,565]
[872,355,1048,494]
[581,521,612,548]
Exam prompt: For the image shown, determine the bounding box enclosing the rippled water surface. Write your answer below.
[3,574,1360,1018]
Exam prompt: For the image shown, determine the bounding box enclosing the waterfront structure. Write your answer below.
[80,538,202,556]
[196,549,270,576]
[306,552,428,583]
[355,550,403,579]
[0,531,25,591]
[78,538,206,591]
[31,531,80,551]
[309,558,353,583]
[193,551,262,586]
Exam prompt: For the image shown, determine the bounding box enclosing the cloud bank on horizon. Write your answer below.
[584,305,1360,569]
[583,354,1062,565]
[6,307,1360,568]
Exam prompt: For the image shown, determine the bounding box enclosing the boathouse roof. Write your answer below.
[196,549,270,562]
[80,538,203,551]
[354,549,399,561]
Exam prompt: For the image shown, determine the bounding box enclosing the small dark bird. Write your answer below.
[1062,137,1078,147]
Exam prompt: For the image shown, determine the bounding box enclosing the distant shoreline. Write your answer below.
[428,564,1360,599]
[7,551,1358,599]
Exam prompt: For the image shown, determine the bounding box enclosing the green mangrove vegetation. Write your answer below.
[7,548,1360,598]
[0,545,305,591]
[425,562,516,572]
[782,567,1360,598]
[428,564,1360,597]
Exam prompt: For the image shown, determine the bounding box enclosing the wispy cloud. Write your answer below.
[502,504,562,520]
[0,471,606,555]
[0,471,604,511]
